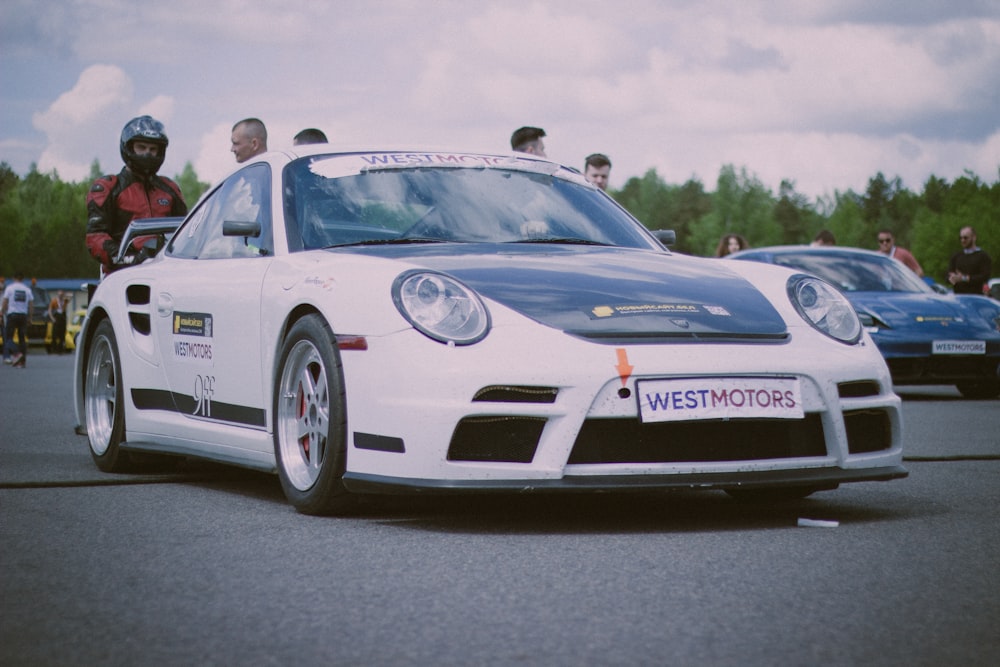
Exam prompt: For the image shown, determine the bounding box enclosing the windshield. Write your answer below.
[283,155,656,251]
[772,252,932,293]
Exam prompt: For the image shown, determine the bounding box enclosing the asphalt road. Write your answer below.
[2,353,998,666]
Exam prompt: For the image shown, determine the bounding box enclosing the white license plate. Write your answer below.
[637,377,804,423]
[932,340,986,355]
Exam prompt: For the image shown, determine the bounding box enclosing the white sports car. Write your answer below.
[74,148,907,514]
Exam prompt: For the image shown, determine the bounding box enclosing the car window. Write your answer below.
[773,253,931,293]
[282,158,655,252]
[168,164,273,259]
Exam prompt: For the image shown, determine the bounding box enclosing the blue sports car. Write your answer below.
[730,246,1000,399]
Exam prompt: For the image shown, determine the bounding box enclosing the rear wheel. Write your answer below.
[84,320,133,472]
[273,314,354,515]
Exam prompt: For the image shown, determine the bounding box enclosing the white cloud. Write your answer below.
[4,1,998,198]
[138,96,176,125]
[33,64,133,130]
[29,65,183,180]
[31,65,134,178]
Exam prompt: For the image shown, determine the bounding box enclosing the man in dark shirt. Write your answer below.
[947,226,992,294]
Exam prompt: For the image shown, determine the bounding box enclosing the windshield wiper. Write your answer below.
[507,237,608,246]
[329,237,453,248]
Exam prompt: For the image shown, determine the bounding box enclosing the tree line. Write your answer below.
[0,160,210,280]
[1,158,997,285]
[615,165,999,284]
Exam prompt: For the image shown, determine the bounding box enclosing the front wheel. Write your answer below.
[273,314,354,515]
[84,319,133,472]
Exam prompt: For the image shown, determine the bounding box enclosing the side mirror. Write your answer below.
[652,229,676,247]
[223,220,262,238]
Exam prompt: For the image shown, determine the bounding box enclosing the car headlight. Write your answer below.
[787,275,861,344]
[392,271,490,345]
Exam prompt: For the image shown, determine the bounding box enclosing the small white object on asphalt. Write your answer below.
[797,517,839,528]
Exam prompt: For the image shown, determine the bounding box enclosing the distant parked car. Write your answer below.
[730,246,1000,399]
[52,307,89,352]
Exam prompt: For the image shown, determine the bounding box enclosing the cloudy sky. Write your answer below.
[2,0,998,200]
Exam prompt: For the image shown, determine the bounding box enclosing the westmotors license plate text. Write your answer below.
[638,377,804,423]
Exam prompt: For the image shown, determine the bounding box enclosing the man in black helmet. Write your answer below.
[86,115,188,273]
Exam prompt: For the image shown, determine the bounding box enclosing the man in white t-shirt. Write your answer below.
[2,271,34,367]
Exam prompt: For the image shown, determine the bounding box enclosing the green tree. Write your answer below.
[611,170,712,254]
[688,165,778,255]
[174,161,210,206]
[774,179,817,245]
[914,173,1000,284]
[613,168,674,233]
[861,173,919,250]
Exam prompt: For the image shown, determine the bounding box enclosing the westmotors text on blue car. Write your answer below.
[73,148,906,514]
[730,245,1000,399]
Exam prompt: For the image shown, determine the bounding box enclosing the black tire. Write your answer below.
[83,319,134,472]
[956,381,1000,400]
[273,314,354,515]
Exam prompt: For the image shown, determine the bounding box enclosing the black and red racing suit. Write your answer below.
[85,167,188,271]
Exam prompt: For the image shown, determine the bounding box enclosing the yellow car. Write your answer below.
[44,307,87,352]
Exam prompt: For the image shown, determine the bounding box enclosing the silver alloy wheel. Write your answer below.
[276,339,330,491]
[85,330,117,455]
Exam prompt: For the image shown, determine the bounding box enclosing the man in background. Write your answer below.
[811,230,836,246]
[2,271,33,368]
[876,230,923,277]
[947,226,992,294]
[231,118,268,163]
[294,128,328,145]
[510,126,547,157]
[583,153,611,191]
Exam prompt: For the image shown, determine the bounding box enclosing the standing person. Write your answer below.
[86,116,188,274]
[231,118,268,162]
[811,230,836,246]
[583,153,611,191]
[715,233,749,257]
[2,271,33,368]
[47,291,68,354]
[510,126,547,157]
[293,128,328,145]
[947,226,992,294]
[876,230,923,277]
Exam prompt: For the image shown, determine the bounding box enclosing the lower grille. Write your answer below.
[844,409,892,454]
[568,415,826,464]
[448,416,546,463]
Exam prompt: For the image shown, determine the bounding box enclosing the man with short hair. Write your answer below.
[510,126,547,157]
[2,271,33,367]
[231,118,268,163]
[811,230,836,246]
[583,153,611,191]
[876,230,923,277]
[293,128,328,145]
[947,226,992,294]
